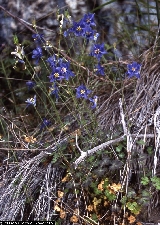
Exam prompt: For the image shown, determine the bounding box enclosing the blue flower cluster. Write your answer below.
[49,83,59,99]
[22,12,142,120]
[63,13,108,107]
[47,55,75,100]
[64,13,107,76]
[47,56,75,82]
[94,63,105,76]
[64,13,99,42]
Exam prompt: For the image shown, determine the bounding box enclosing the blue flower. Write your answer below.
[127,61,141,78]
[49,83,59,99]
[48,67,64,82]
[72,20,86,36]
[90,43,107,61]
[26,81,36,90]
[25,95,36,107]
[59,61,75,80]
[94,63,105,76]
[83,26,95,41]
[89,96,98,108]
[32,33,45,45]
[64,20,86,37]
[40,118,51,130]
[81,13,96,27]
[46,55,57,68]
[32,47,43,64]
[76,85,91,99]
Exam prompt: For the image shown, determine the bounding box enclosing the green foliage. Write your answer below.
[141,176,150,186]
[120,196,127,205]
[91,213,98,222]
[13,34,19,45]
[147,146,153,155]
[151,176,160,190]
[136,139,146,145]
[104,189,116,201]
[141,176,160,191]
[116,143,123,153]
[138,190,150,206]
[126,201,141,215]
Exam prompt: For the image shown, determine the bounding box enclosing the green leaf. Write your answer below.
[116,144,123,152]
[119,153,125,158]
[91,213,98,222]
[51,154,58,163]
[147,146,153,155]
[88,155,95,163]
[13,35,19,44]
[136,139,145,145]
[127,189,136,198]
[90,181,98,190]
[94,188,102,195]
[151,176,160,190]
[120,196,127,205]
[104,190,116,201]
[141,190,150,197]
[75,189,79,195]
[126,202,141,214]
[104,178,109,186]
[141,176,150,186]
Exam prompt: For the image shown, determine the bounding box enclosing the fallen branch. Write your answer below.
[73,134,155,168]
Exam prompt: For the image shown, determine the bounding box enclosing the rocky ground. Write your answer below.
[0,0,158,57]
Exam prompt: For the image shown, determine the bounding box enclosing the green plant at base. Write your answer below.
[141,176,150,186]
[151,176,160,190]
[126,201,141,215]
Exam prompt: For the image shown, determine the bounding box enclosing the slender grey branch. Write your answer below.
[75,133,83,153]
[73,134,155,168]
[19,18,55,32]
[119,98,127,135]
[74,135,125,168]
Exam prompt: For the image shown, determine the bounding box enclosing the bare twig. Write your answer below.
[73,134,155,168]
[119,98,127,135]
